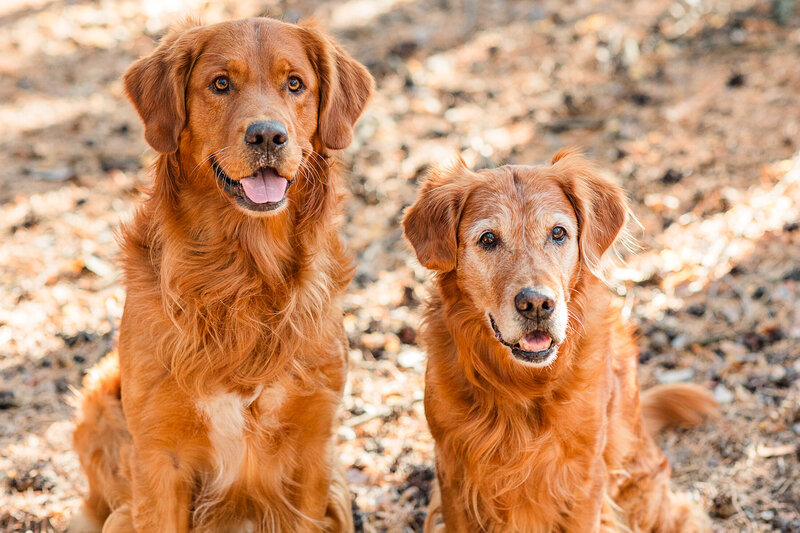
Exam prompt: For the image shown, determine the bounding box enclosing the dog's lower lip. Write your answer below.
[511,344,554,363]
[489,315,556,362]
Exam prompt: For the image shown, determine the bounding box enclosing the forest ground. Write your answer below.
[1,0,799,531]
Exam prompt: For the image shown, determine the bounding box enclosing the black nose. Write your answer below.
[514,288,555,320]
[244,121,288,151]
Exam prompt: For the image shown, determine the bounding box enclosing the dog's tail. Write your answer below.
[640,383,718,436]
[70,351,132,532]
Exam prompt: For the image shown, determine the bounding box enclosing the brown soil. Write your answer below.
[1,0,799,531]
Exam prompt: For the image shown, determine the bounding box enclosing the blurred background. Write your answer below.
[1,0,799,531]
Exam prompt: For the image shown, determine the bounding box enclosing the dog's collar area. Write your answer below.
[211,158,294,213]
[489,314,556,364]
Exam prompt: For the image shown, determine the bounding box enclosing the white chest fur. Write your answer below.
[195,386,264,495]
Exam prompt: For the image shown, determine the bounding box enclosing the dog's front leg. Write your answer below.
[129,445,193,533]
[431,465,474,533]
[289,396,352,533]
[562,461,612,533]
[292,453,335,533]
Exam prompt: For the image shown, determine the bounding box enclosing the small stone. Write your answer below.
[383,334,401,354]
[337,426,356,442]
[361,332,386,351]
[686,303,706,317]
[397,348,426,371]
[346,468,370,485]
[55,378,70,394]
[31,166,77,182]
[661,168,683,184]
[769,365,787,383]
[656,368,695,384]
[727,73,746,88]
[713,384,734,404]
[710,491,736,518]
[649,330,670,351]
[0,390,16,410]
[397,325,416,344]
[783,267,800,281]
[630,92,651,106]
[671,334,689,351]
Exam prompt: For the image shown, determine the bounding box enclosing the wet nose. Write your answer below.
[244,121,288,152]
[514,287,555,320]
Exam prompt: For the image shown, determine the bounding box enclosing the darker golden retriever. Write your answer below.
[71,17,373,533]
[403,150,717,532]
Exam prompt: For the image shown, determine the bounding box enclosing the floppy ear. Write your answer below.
[402,160,476,272]
[123,22,203,154]
[299,23,374,151]
[552,149,628,273]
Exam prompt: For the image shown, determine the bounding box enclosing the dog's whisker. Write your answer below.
[298,160,315,187]
[191,145,233,178]
[298,158,324,188]
[302,148,331,169]
[567,310,587,335]
[210,152,239,199]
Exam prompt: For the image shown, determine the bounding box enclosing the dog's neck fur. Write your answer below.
[119,151,353,393]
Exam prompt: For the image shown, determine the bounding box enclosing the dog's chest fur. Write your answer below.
[195,383,286,493]
[192,381,293,521]
[458,402,606,529]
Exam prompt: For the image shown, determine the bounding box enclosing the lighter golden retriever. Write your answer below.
[403,150,717,532]
[71,17,373,533]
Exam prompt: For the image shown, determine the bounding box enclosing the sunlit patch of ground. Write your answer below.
[1,0,799,531]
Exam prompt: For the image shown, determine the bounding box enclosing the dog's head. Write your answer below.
[403,150,627,368]
[123,18,373,216]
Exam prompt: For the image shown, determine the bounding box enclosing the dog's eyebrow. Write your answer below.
[197,52,232,63]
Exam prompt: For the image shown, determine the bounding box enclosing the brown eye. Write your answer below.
[479,231,498,249]
[212,76,230,93]
[287,76,303,93]
[552,226,567,243]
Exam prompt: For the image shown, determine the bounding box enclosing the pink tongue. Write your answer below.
[518,331,552,352]
[239,168,288,204]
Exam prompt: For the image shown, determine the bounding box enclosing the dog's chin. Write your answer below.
[489,315,560,368]
[211,158,295,216]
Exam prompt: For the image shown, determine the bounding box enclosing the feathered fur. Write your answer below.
[403,152,717,532]
[71,17,373,533]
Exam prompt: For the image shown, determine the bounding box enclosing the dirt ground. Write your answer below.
[1,0,799,531]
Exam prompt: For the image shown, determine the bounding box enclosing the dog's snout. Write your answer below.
[245,121,288,151]
[514,287,555,320]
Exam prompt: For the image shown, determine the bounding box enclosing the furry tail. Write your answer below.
[70,351,132,532]
[641,383,718,436]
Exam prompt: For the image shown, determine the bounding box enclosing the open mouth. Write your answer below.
[489,315,556,364]
[211,158,294,212]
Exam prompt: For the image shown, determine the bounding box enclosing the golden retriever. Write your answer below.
[403,150,717,532]
[70,17,373,533]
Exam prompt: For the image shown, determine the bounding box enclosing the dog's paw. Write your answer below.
[100,505,136,533]
[67,504,102,533]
